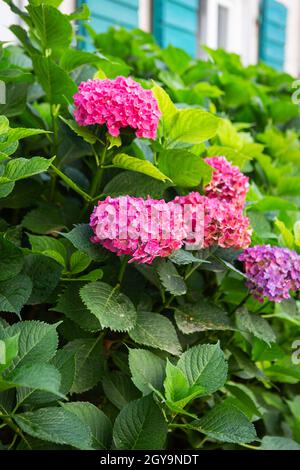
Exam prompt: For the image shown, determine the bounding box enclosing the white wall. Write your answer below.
[279,0,300,76]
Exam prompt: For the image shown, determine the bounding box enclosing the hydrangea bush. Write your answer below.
[0,2,300,452]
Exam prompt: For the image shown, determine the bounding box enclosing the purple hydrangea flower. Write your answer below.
[239,245,300,302]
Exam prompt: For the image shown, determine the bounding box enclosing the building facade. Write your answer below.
[1,0,300,76]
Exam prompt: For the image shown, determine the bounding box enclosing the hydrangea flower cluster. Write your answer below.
[238,245,300,302]
[204,156,249,209]
[73,77,161,139]
[90,196,185,264]
[174,192,252,250]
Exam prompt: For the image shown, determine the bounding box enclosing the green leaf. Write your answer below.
[4,320,59,370]
[164,359,191,405]
[28,234,67,267]
[27,4,72,56]
[80,282,137,332]
[22,204,66,234]
[128,311,181,356]
[113,154,170,182]
[168,109,219,145]
[69,251,91,274]
[103,171,171,199]
[54,284,102,332]
[249,196,297,212]
[51,349,75,396]
[0,274,32,315]
[62,402,112,450]
[2,157,54,182]
[177,343,228,394]
[158,149,212,187]
[161,45,191,75]
[64,337,105,394]
[156,260,187,295]
[0,235,23,281]
[193,402,257,444]
[15,407,92,449]
[2,363,64,398]
[235,308,276,346]
[0,334,19,373]
[23,254,62,304]
[168,249,205,265]
[175,301,234,334]
[59,49,105,72]
[113,395,167,450]
[60,117,96,144]
[294,221,300,247]
[129,348,166,395]
[260,436,300,450]
[102,372,140,410]
[151,85,178,133]
[62,224,107,262]
[32,55,76,105]
[275,219,295,249]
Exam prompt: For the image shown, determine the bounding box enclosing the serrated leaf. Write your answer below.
[54,284,102,332]
[113,395,167,450]
[175,301,234,334]
[80,282,136,332]
[69,250,91,274]
[32,55,76,105]
[1,363,63,398]
[235,308,276,346]
[128,311,181,356]
[4,321,59,370]
[168,249,205,265]
[168,108,219,145]
[260,436,300,450]
[62,402,112,450]
[113,154,170,182]
[64,337,105,394]
[102,372,140,410]
[27,4,72,56]
[0,235,23,281]
[62,224,107,262]
[60,117,96,144]
[164,359,191,405]
[156,260,187,296]
[103,171,171,199]
[15,407,92,449]
[193,402,257,443]
[158,149,212,187]
[129,348,166,395]
[23,254,62,304]
[3,157,54,182]
[0,334,19,373]
[0,274,32,315]
[177,343,228,394]
[22,204,66,234]
[28,233,67,267]
[151,85,178,133]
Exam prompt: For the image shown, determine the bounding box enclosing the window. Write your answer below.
[217,5,229,49]
[200,0,243,54]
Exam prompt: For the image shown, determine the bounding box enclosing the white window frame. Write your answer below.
[200,0,243,55]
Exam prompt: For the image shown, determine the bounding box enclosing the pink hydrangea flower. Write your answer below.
[73,77,161,139]
[238,245,300,302]
[90,196,185,264]
[205,156,249,209]
[174,192,252,250]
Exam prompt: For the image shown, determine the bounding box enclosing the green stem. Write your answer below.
[232,293,251,313]
[239,443,260,450]
[90,146,107,198]
[50,164,92,202]
[50,106,59,201]
[117,256,128,287]
[184,263,200,281]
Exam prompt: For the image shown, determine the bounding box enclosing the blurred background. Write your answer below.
[1,0,300,76]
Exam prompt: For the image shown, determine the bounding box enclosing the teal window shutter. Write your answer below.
[259,0,288,70]
[78,0,139,35]
[153,0,199,57]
